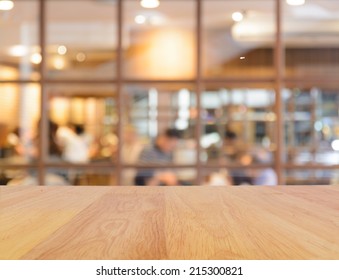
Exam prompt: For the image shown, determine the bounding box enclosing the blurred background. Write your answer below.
[1,0,339,186]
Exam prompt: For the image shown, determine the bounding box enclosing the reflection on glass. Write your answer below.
[1,168,37,186]
[203,0,275,78]
[47,84,117,162]
[0,83,40,163]
[123,0,196,79]
[122,85,197,173]
[46,0,117,80]
[46,168,115,186]
[124,168,196,186]
[203,167,277,186]
[201,88,276,164]
[284,88,339,165]
[0,0,39,81]
[283,0,339,78]
[285,169,335,185]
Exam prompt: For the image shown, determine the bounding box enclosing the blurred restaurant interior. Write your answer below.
[1,0,339,186]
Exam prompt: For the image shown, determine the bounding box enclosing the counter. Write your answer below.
[1,185,339,259]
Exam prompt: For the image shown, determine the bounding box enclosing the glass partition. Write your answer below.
[1,168,37,186]
[46,84,117,163]
[283,87,339,165]
[201,87,276,165]
[123,0,196,80]
[285,169,336,185]
[0,83,40,164]
[1,0,339,186]
[121,84,197,170]
[0,0,39,81]
[283,0,339,79]
[46,0,117,80]
[46,168,116,186]
[202,0,275,79]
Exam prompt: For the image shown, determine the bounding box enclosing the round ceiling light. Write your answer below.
[0,0,14,11]
[135,15,146,24]
[286,0,305,6]
[140,0,160,9]
[57,45,67,55]
[232,11,244,22]
[30,53,42,64]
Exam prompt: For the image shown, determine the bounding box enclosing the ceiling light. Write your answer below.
[331,140,339,151]
[135,15,146,24]
[232,11,244,22]
[0,0,14,11]
[286,0,305,6]
[140,0,160,9]
[8,45,28,57]
[57,45,67,55]
[30,53,42,64]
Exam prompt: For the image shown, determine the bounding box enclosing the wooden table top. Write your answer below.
[1,185,339,260]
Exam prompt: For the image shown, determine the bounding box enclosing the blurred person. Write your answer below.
[250,149,277,186]
[222,129,243,163]
[121,125,145,185]
[58,123,92,164]
[230,152,253,185]
[204,169,231,186]
[26,119,63,162]
[47,120,63,161]
[134,128,181,186]
[122,125,144,164]
[7,120,69,186]
[0,123,9,158]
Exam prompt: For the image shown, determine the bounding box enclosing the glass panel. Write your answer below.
[285,169,335,185]
[201,87,276,165]
[283,87,339,165]
[0,83,40,163]
[1,168,37,186]
[283,0,339,79]
[128,168,196,186]
[202,0,275,78]
[46,168,116,186]
[0,0,39,81]
[203,167,277,186]
[123,0,196,79]
[46,84,117,163]
[46,0,117,80]
[122,84,197,169]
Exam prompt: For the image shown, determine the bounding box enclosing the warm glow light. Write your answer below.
[331,140,339,151]
[57,45,67,55]
[286,0,305,6]
[135,15,146,24]
[240,56,245,60]
[76,52,86,62]
[30,53,42,64]
[140,0,160,9]
[129,28,194,79]
[8,45,28,57]
[53,56,65,70]
[232,11,244,22]
[149,15,164,25]
[0,0,14,11]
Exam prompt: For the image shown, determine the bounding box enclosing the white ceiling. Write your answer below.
[1,0,339,56]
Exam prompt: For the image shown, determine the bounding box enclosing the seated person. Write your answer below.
[135,128,181,186]
[251,149,277,186]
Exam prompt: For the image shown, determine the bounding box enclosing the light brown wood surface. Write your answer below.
[1,185,339,260]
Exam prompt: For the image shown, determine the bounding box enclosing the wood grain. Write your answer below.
[0,185,338,259]
[0,185,112,259]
